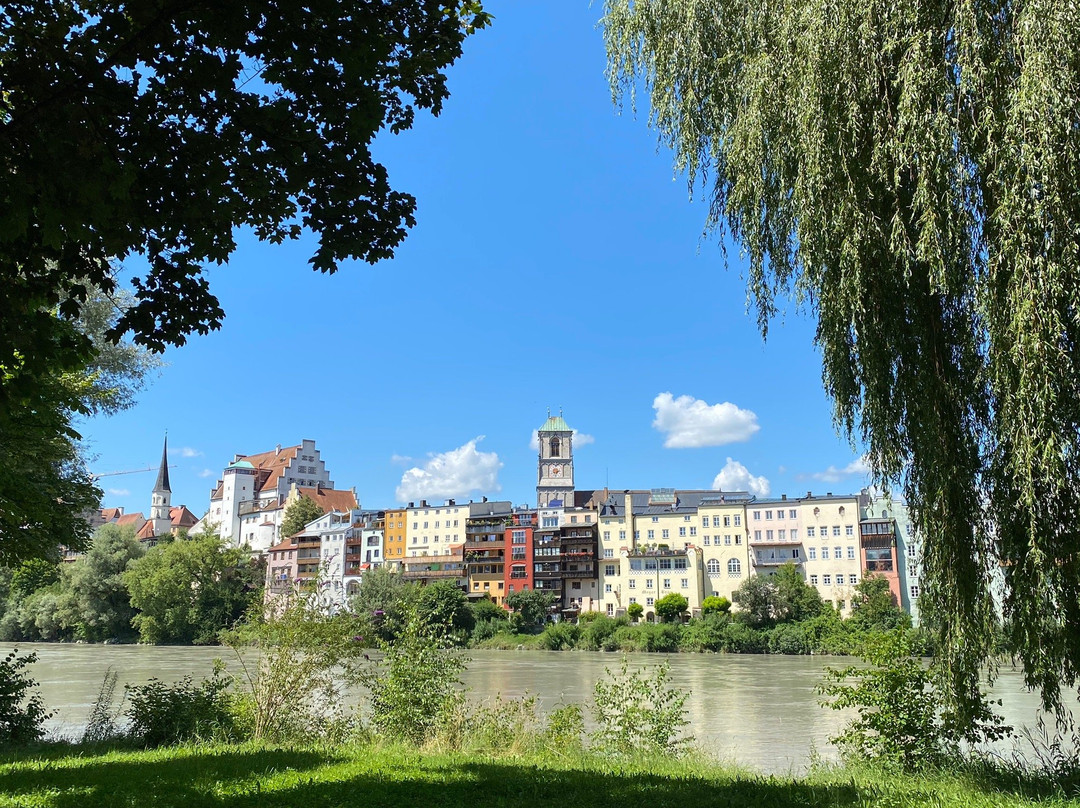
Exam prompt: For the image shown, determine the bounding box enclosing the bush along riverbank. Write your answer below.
[1,594,1079,808]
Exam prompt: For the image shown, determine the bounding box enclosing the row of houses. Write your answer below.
[252,413,923,623]
[90,413,922,622]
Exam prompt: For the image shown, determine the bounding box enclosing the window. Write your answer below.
[846,525,854,536]
[603,530,610,540]
[659,558,672,570]
[607,603,614,615]
[512,530,526,544]
[646,579,654,589]
[703,535,711,545]
[810,574,819,585]
[727,558,742,576]
[619,530,626,540]
[753,511,761,520]
[832,526,841,537]
[629,579,636,589]
[684,515,691,522]
[765,510,773,520]
[651,516,659,523]
[689,527,697,536]
[674,558,687,569]
[778,529,786,540]
[605,564,616,576]
[661,529,670,539]
[910,585,920,598]
[423,521,428,529]
[823,574,832,585]
[702,517,709,527]
[713,516,722,527]
[834,547,842,559]
[634,530,640,539]
[570,516,578,524]
[646,597,655,607]
[725,534,732,545]
[679,527,686,537]
[603,548,614,558]
[707,558,721,575]
[821,546,829,559]
[681,578,689,588]
[790,528,798,540]
[629,597,637,604]
[434,521,440,528]
[723,515,731,527]
[605,583,612,593]
[792,547,800,558]
[734,515,742,526]
[789,509,797,519]
[647,530,655,540]
[754,530,762,541]
[549,436,560,457]
[662,578,671,588]
[847,546,856,559]
[849,574,858,585]
[766,529,774,541]
[735,535,742,545]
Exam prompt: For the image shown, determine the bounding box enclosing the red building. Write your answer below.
[859,517,903,605]
[504,507,537,601]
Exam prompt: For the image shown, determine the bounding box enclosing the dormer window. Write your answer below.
[549,437,560,457]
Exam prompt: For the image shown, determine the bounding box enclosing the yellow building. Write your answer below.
[697,494,753,601]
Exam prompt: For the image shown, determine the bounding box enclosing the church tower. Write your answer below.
[536,409,575,508]
[150,434,172,538]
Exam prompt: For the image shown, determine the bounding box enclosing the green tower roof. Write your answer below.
[538,414,572,433]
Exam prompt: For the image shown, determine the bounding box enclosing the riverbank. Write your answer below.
[0,742,1075,808]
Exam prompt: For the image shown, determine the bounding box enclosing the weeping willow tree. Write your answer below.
[603,0,1080,725]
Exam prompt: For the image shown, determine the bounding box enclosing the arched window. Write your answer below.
[549,436,560,457]
[706,558,721,575]
[727,558,742,576]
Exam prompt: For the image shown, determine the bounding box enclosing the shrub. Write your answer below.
[544,702,585,754]
[819,629,1011,769]
[719,621,767,653]
[654,593,689,623]
[82,669,122,744]
[701,595,731,615]
[768,622,811,655]
[538,622,579,650]
[678,613,729,652]
[591,657,692,757]
[364,613,467,746]
[626,602,644,622]
[578,615,625,651]
[125,664,236,746]
[0,649,51,745]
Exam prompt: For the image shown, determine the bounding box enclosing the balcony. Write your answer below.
[752,555,804,566]
[401,568,463,580]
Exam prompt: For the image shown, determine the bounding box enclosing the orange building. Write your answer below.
[384,507,407,561]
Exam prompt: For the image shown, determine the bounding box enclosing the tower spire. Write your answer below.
[154,433,171,493]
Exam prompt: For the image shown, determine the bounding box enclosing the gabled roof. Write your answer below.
[170,506,199,528]
[99,507,123,522]
[297,486,358,514]
[115,512,146,527]
[135,520,156,540]
[238,445,302,493]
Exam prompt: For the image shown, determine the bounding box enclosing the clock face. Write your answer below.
[550,464,562,477]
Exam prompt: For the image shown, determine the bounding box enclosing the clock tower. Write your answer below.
[537,409,575,508]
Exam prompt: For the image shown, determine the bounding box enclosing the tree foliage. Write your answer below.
[603,0,1080,719]
[62,523,144,642]
[654,593,688,623]
[124,535,263,644]
[0,0,490,394]
[505,589,556,631]
[849,574,911,633]
[278,496,325,542]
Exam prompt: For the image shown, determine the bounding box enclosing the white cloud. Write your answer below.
[396,437,503,503]
[107,488,130,496]
[806,455,870,483]
[529,429,595,450]
[198,469,214,479]
[712,458,771,497]
[179,447,202,458]
[390,454,413,466]
[652,392,760,448]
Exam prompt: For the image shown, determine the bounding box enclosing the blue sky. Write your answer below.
[82,2,870,518]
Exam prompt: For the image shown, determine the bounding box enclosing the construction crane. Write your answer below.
[91,465,177,481]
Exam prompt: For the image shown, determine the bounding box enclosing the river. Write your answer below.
[7,643,1070,774]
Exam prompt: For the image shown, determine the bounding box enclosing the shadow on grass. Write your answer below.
[0,748,864,808]
[0,746,342,807]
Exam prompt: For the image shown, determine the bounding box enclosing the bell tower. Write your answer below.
[150,434,172,538]
[536,409,575,508]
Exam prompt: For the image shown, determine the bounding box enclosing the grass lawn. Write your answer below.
[0,744,1076,808]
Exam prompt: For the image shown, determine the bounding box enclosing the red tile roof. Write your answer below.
[100,507,123,522]
[170,506,199,529]
[135,520,156,540]
[238,445,301,494]
[116,512,146,527]
[297,486,358,514]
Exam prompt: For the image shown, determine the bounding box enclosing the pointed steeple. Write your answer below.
[154,433,171,493]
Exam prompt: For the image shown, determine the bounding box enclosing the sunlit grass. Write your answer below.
[0,743,1077,808]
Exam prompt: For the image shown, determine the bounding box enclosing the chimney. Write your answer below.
[275,444,281,456]
[807,491,812,498]
[623,491,633,520]
[448,498,455,506]
[408,502,414,508]
[827,492,833,497]
[781,494,787,501]
[483,496,488,503]
[421,500,427,507]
